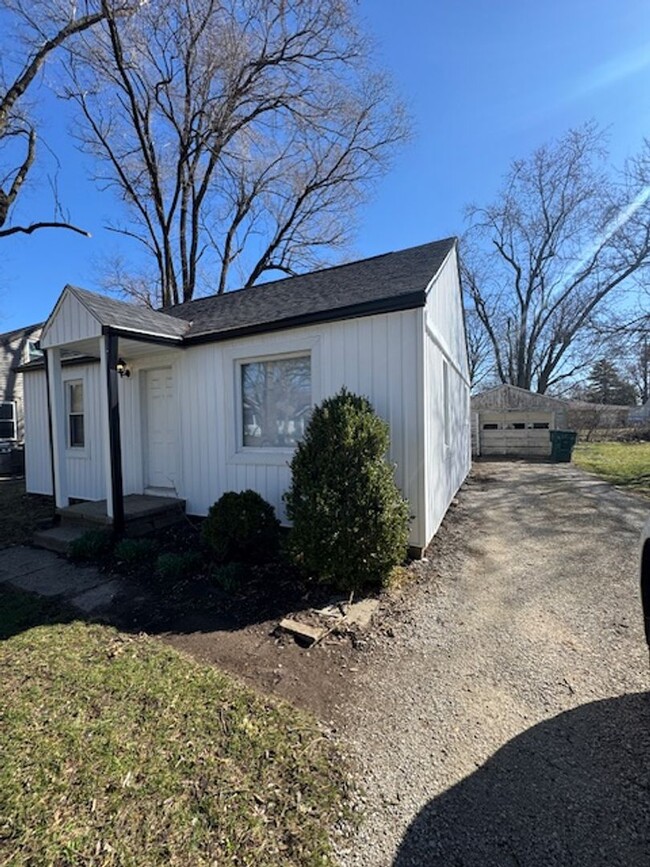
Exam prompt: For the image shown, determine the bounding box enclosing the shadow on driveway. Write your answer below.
[393,692,650,867]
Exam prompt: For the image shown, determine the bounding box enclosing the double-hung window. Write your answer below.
[66,380,85,448]
[241,354,311,448]
[0,402,16,440]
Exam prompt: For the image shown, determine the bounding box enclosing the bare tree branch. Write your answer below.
[63,0,408,306]
[462,123,650,393]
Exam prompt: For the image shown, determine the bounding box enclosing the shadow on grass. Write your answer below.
[393,692,650,867]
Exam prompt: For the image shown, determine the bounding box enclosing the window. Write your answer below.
[0,402,16,440]
[241,354,311,448]
[66,380,85,448]
[27,340,42,362]
[443,360,450,447]
[512,422,526,430]
[483,423,499,430]
[533,422,550,430]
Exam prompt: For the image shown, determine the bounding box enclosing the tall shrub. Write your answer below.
[284,388,410,591]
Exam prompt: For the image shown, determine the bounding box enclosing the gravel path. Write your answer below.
[337,461,650,867]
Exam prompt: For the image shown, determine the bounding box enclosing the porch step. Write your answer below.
[33,524,89,555]
[56,495,186,536]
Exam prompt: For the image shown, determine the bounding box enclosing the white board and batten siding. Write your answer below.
[24,363,106,498]
[39,291,101,349]
[174,308,427,545]
[422,247,471,544]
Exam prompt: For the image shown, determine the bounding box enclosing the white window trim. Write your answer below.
[226,336,321,467]
[63,374,89,458]
[0,400,17,441]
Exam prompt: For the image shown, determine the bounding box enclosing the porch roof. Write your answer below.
[40,284,190,350]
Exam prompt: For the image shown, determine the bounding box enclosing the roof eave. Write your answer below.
[183,290,428,346]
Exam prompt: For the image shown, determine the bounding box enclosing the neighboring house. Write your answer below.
[471,384,569,457]
[0,322,43,445]
[21,238,471,555]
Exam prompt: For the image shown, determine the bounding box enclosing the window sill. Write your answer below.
[66,447,89,459]
[228,447,296,467]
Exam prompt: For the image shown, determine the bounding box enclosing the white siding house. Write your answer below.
[22,239,471,554]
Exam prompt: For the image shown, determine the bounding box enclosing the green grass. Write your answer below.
[572,441,650,497]
[0,478,54,548]
[0,588,351,866]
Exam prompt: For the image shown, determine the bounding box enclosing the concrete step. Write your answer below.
[33,524,90,555]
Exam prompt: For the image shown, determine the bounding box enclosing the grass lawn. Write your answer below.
[0,477,54,548]
[572,441,650,498]
[0,587,350,866]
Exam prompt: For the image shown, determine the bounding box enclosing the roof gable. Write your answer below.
[40,285,190,349]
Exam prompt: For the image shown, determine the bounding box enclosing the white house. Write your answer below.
[21,238,471,555]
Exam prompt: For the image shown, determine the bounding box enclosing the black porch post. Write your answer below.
[104,330,125,535]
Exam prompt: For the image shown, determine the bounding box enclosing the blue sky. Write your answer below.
[2,0,650,330]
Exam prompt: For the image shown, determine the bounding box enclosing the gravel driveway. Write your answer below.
[338,461,650,867]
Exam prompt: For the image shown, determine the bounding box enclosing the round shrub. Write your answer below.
[284,388,410,592]
[202,490,280,564]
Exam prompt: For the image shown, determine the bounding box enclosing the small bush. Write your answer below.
[284,388,410,592]
[202,490,280,564]
[211,562,247,593]
[68,529,113,564]
[114,538,159,573]
[156,551,203,583]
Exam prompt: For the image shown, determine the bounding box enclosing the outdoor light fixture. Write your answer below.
[115,358,131,378]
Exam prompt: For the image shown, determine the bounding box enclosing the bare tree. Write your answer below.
[63,0,408,306]
[462,123,650,394]
[0,1,128,238]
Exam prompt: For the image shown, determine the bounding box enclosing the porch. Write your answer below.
[34,494,186,554]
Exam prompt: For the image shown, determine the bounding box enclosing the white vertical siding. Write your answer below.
[24,370,52,494]
[171,309,425,544]
[40,292,101,348]
[422,247,471,544]
[61,363,106,500]
[24,363,106,500]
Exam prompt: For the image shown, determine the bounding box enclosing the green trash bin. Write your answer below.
[550,430,577,462]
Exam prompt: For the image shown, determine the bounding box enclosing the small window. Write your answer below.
[512,422,526,430]
[0,402,16,440]
[241,354,311,448]
[27,340,43,362]
[533,422,549,430]
[483,423,499,430]
[66,380,85,448]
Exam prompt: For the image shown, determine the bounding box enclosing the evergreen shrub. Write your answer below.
[284,388,410,592]
[202,490,280,564]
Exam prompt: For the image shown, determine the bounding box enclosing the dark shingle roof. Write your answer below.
[68,286,190,339]
[0,322,42,346]
[164,238,456,341]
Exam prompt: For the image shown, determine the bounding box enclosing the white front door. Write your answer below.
[143,368,178,494]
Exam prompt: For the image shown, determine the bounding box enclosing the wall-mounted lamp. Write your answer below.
[115,358,131,378]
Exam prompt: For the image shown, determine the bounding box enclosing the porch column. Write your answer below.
[99,332,125,533]
[45,347,68,508]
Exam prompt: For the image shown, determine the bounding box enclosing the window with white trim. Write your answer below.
[66,380,85,448]
[0,401,16,440]
[241,354,311,448]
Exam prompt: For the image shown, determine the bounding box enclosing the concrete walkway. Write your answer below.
[0,546,123,614]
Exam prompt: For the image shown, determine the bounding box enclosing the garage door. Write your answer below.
[477,410,554,457]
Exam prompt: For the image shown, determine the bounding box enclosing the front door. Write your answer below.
[143,368,177,494]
